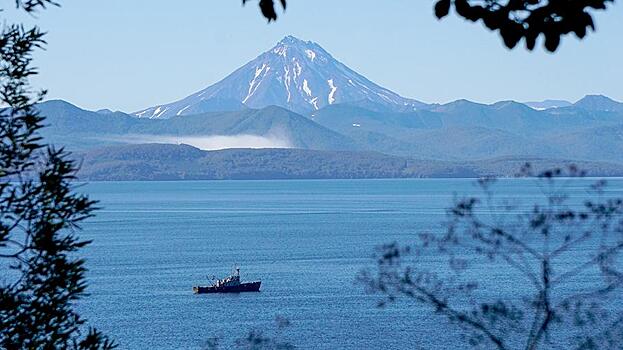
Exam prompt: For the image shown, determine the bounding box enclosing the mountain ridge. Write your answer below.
[36,97,623,163]
[75,143,623,181]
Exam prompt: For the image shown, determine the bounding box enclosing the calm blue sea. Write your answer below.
[76,178,623,349]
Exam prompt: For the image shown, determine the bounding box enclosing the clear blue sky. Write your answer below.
[23,0,623,112]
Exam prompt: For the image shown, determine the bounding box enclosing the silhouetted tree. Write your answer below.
[243,0,614,52]
[205,316,295,350]
[0,1,114,348]
[243,0,286,23]
[360,164,623,349]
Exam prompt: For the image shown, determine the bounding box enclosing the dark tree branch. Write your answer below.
[243,0,614,52]
[363,169,623,349]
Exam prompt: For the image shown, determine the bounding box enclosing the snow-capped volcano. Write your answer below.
[134,36,425,118]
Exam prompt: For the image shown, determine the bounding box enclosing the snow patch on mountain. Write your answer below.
[302,79,312,97]
[328,79,337,104]
[283,66,292,102]
[273,46,288,57]
[294,61,302,78]
[152,107,168,119]
[177,105,191,116]
[243,63,269,103]
[310,97,319,110]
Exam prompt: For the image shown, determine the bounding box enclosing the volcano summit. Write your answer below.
[135,36,425,119]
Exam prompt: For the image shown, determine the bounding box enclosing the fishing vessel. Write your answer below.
[193,267,261,294]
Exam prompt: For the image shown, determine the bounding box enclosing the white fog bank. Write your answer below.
[98,134,293,151]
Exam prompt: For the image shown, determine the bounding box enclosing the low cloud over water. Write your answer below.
[98,134,293,150]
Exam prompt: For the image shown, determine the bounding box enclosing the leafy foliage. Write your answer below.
[0,2,114,349]
[360,164,623,349]
[243,0,614,51]
[243,0,287,22]
[434,0,614,51]
[14,0,59,13]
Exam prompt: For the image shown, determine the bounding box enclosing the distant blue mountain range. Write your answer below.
[38,92,623,163]
[32,36,623,179]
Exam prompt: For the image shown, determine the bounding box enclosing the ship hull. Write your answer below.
[193,281,261,294]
